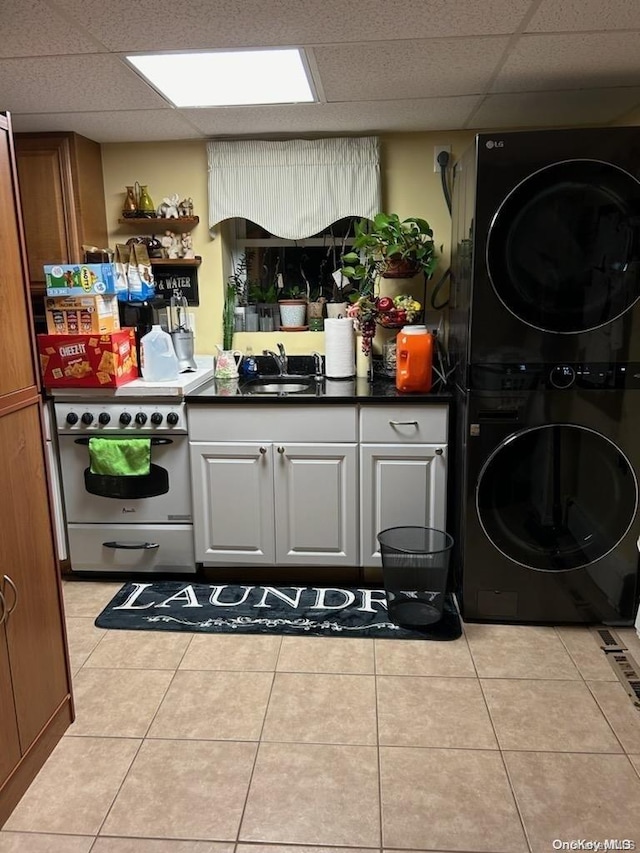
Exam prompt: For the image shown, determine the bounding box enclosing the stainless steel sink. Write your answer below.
[243,375,316,395]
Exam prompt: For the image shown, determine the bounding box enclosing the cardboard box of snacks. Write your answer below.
[45,295,121,335]
[37,329,138,388]
[44,263,117,297]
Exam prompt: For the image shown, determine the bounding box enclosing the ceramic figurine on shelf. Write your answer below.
[181,232,195,259]
[178,197,194,217]
[161,230,181,259]
[157,194,180,219]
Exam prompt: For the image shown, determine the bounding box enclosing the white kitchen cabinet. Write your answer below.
[188,406,358,567]
[359,405,448,568]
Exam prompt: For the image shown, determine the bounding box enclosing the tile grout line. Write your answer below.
[373,638,384,853]
[470,638,534,853]
[231,635,282,847]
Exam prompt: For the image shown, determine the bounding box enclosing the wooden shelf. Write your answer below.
[118,216,199,233]
[150,257,201,267]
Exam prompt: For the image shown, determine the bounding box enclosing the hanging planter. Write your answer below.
[381,257,421,279]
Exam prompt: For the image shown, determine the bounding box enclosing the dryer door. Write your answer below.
[487,160,640,334]
[476,423,638,571]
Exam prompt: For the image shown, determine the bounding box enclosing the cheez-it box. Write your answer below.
[37,329,138,388]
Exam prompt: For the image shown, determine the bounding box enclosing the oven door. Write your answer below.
[58,433,191,524]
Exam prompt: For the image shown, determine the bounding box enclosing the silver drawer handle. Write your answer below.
[389,420,419,426]
[3,575,17,615]
[259,446,267,455]
[277,446,285,454]
[0,590,6,627]
[435,448,444,455]
[103,541,160,550]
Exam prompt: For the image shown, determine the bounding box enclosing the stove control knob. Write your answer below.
[166,412,179,426]
[150,412,163,425]
[549,365,576,389]
[98,412,111,425]
[65,412,79,425]
[81,412,94,425]
[119,412,132,426]
[135,412,148,426]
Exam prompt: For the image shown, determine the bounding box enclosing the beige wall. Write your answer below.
[101,130,476,356]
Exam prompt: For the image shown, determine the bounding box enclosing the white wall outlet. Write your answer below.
[434,145,451,172]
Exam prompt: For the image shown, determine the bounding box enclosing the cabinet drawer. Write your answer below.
[359,405,448,444]
[188,405,357,442]
[68,524,196,573]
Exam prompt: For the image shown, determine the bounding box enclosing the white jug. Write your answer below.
[140,325,179,382]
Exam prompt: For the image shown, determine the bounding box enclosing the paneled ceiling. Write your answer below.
[2,0,640,142]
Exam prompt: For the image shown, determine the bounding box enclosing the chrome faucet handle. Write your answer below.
[276,342,288,374]
[311,351,323,377]
[263,349,284,375]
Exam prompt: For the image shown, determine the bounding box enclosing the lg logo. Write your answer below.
[485,140,505,149]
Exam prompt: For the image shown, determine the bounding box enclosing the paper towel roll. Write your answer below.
[324,318,355,379]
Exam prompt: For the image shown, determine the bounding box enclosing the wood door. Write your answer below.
[0,402,69,751]
[360,444,447,568]
[0,124,37,396]
[274,443,358,566]
[14,134,78,290]
[0,631,20,788]
[189,442,276,564]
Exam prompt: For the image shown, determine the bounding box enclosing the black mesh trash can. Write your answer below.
[377,526,454,627]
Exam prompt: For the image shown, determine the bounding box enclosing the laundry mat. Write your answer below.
[95,582,462,640]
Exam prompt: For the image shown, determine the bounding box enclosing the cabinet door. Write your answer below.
[360,444,447,567]
[1,403,69,751]
[0,631,20,788]
[190,442,276,564]
[14,135,78,289]
[274,443,358,566]
[0,127,37,395]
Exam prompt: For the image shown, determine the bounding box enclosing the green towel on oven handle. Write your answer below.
[88,437,151,476]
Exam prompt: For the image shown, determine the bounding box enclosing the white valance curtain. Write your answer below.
[207,136,381,239]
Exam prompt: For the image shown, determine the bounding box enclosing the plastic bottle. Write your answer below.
[395,325,433,393]
[140,325,180,382]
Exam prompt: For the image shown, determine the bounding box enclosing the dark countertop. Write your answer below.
[186,373,452,405]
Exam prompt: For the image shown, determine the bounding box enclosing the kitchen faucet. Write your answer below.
[311,351,323,378]
[263,342,287,375]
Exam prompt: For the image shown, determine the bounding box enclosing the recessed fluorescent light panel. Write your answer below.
[127,49,316,107]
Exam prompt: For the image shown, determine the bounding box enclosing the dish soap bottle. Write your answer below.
[140,325,179,382]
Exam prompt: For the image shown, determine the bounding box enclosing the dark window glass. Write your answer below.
[487,161,640,333]
[476,425,637,571]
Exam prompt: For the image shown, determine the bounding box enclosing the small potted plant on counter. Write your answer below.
[278,284,307,330]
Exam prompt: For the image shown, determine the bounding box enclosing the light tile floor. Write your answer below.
[2,581,640,852]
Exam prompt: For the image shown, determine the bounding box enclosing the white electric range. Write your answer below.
[51,359,214,575]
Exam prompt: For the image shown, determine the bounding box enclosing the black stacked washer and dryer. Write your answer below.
[449,126,640,624]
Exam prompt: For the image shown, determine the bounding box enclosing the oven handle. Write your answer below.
[103,541,160,550]
[74,437,174,446]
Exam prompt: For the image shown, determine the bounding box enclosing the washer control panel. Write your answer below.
[56,402,187,433]
[471,363,640,391]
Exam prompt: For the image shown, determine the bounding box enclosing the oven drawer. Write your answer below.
[68,524,196,573]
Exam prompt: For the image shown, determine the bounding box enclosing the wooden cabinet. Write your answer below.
[360,405,449,568]
[189,406,358,567]
[14,131,108,293]
[0,114,72,828]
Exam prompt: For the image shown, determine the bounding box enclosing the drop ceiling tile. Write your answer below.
[493,32,640,92]
[471,87,640,129]
[49,0,531,52]
[11,109,203,142]
[0,0,102,57]
[181,96,482,137]
[527,0,640,32]
[0,54,167,113]
[315,36,509,102]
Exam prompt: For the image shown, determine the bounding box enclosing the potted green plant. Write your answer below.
[278,284,307,329]
[342,213,438,279]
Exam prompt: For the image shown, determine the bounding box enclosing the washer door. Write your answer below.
[487,160,640,333]
[476,424,637,571]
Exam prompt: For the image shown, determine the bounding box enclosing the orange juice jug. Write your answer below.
[395,325,433,392]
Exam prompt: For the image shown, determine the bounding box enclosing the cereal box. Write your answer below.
[45,295,121,335]
[37,329,138,388]
[44,263,117,297]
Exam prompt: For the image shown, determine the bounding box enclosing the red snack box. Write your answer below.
[37,329,138,388]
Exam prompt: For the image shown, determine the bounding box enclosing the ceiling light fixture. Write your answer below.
[126,48,316,108]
